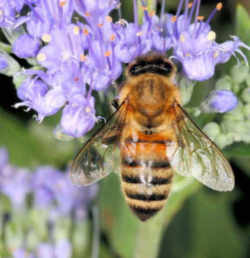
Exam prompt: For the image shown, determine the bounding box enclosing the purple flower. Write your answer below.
[203,90,238,113]
[74,0,119,25]
[0,56,8,70]
[0,147,8,169]
[12,34,41,58]
[167,0,250,81]
[60,96,97,137]
[10,0,249,139]
[32,166,62,208]
[36,240,72,258]
[26,0,74,38]
[0,0,26,28]
[0,162,31,207]
[16,77,66,121]
[12,248,34,258]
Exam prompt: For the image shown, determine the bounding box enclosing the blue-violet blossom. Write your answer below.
[0,0,248,137]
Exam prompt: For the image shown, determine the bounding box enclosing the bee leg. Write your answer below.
[112,99,119,110]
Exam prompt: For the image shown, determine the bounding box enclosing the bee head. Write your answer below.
[127,52,176,78]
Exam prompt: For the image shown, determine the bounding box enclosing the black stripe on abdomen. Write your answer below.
[126,192,167,201]
[122,157,170,169]
[122,174,172,185]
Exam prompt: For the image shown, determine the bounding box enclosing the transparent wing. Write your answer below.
[167,103,234,191]
[70,100,128,186]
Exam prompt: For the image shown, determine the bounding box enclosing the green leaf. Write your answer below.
[223,142,250,158]
[159,189,248,258]
[0,109,75,167]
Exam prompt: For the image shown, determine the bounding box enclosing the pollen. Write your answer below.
[106,16,113,23]
[207,31,216,41]
[213,51,219,58]
[149,11,155,17]
[59,1,67,7]
[80,54,87,62]
[74,77,79,82]
[180,34,185,42]
[188,2,193,8]
[84,12,90,17]
[171,16,177,23]
[82,28,89,35]
[136,31,143,37]
[104,50,112,57]
[110,34,116,41]
[85,107,91,113]
[37,53,46,62]
[142,6,148,11]
[98,23,103,28]
[73,26,80,35]
[196,16,204,21]
[42,33,51,43]
[216,2,223,11]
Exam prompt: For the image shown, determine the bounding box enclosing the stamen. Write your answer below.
[195,0,201,22]
[213,51,219,58]
[206,2,223,25]
[133,0,139,26]
[37,53,46,62]
[74,77,79,82]
[85,107,91,113]
[110,34,116,41]
[82,28,89,35]
[149,10,155,17]
[104,51,112,57]
[207,31,216,41]
[160,0,166,21]
[84,12,90,17]
[171,16,177,23]
[106,16,113,23]
[136,31,143,36]
[59,1,67,7]
[188,0,197,24]
[98,23,103,28]
[216,2,223,11]
[176,0,185,17]
[188,2,193,8]
[80,54,87,62]
[42,33,52,43]
[73,26,80,35]
[180,34,185,42]
[196,16,204,21]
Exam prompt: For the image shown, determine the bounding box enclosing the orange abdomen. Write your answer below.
[120,130,174,221]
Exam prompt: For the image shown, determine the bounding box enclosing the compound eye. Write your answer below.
[162,62,173,74]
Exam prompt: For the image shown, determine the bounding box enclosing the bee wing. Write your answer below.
[70,100,128,186]
[167,103,234,191]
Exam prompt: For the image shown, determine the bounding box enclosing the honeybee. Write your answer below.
[70,52,234,221]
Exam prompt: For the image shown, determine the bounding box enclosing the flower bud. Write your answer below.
[202,90,238,113]
[12,34,41,58]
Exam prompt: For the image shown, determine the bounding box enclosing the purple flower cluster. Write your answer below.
[0,148,98,218]
[1,0,249,137]
[13,240,72,258]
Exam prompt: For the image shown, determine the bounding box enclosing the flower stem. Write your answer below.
[137,0,157,24]
[0,42,12,53]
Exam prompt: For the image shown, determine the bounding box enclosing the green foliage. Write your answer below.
[236,5,250,60]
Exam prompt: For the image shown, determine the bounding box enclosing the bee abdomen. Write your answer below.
[121,169,173,221]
